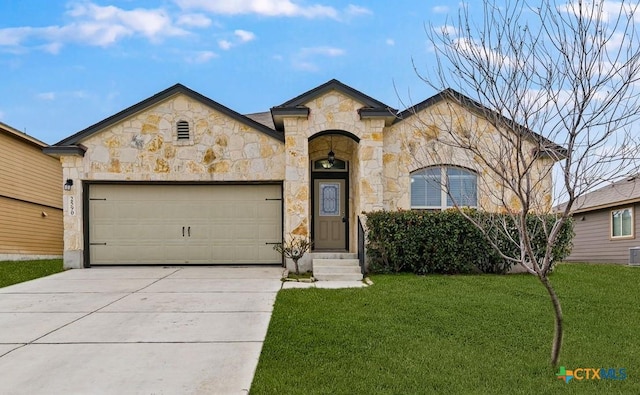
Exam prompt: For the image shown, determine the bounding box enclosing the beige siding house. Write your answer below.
[565,175,640,264]
[44,80,559,271]
[0,122,63,260]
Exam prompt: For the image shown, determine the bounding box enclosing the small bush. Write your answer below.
[364,210,573,275]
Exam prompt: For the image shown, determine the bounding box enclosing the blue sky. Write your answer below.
[0,0,467,144]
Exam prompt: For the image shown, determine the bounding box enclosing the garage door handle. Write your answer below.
[182,226,185,237]
[188,226,191,237]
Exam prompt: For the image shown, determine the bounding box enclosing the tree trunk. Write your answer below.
[539,275,563,367]
[293,259,300,275]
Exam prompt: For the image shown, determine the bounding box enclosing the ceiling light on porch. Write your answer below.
[324,135,335,168]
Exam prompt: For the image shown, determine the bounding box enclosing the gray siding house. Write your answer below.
[565,175,640,264]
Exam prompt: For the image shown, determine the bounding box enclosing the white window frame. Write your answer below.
[610,207,634,239]
[410,166,478,210]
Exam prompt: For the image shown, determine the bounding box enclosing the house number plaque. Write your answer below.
[68,196,76,216]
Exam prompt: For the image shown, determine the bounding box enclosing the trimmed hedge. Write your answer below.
[364,209,573,275]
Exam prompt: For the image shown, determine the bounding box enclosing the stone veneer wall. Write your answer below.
[282,91,385,241]
[383,99,554,213]
[58,90,554,270]
[60,93,285,268]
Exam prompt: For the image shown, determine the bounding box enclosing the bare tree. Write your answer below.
[409,0,640,367]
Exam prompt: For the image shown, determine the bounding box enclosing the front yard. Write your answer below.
[252,264,639,394]
[0,259,63,288]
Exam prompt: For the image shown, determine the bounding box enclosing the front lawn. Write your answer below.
[252,264,639,394]
[0,259,64,288]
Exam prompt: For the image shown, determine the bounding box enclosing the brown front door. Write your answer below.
[313,179,347,250]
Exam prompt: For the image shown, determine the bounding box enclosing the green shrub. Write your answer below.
[364,210,573,275]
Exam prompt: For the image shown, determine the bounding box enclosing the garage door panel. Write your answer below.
[89,184,282,265]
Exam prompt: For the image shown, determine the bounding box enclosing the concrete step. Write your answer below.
[312,258,363,281]
[310,252,358,260]
[313,259,360,267]
[314,273,363,281]
[313,265,361,274]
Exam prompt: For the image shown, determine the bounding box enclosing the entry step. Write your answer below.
[312,258,363,281]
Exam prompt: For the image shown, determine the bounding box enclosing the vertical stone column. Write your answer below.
[283,118,312,272]
[358,120,385,214]
[61,156,85,269]
[283,118,310,238]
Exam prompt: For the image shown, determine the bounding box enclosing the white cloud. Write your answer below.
[299,46,345,57]
[176,0,338,19]
[40,42,63,54]
[293,46,345,71]
[187,50,217,63]
[36,92,56,101]
[0,27,32,46]
[346,5,372,16]
[176,13,212,27]
[386,38,395,46]
[560,1,640,24]
[438,24,457,36]
[432,5,450,13]
[0,2,188,51]
[217,29,256,50]
[453,37,515,68]
[294,61,319,71]
[218,39,232,50]
[234,29,255,42]
[66,3,187,43]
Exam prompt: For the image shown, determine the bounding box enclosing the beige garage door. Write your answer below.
[89,184,282,265]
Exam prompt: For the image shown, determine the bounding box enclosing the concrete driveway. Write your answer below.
[0,266,284,395]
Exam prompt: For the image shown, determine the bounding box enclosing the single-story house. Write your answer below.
[0,121,63,261]
[564,174,640,264]
[44,79,558,271]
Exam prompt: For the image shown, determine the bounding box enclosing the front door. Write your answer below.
[313,178,347,250]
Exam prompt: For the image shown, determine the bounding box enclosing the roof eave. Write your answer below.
[43,145,87,157]
[358,107,398,126]
[54,83,284,146]
[270,106,310,131]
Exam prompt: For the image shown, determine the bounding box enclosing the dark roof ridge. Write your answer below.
[274,78,394,110]
[54,83,282,146]
[395,88,565,158]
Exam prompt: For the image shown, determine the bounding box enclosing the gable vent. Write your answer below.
[177,120,190,140]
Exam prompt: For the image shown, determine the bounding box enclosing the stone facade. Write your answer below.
[48,81,557,269]
[384,99,554,213]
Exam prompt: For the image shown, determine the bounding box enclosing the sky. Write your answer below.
[0,0,467,144]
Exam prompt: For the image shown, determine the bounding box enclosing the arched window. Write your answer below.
[411,166,477,209]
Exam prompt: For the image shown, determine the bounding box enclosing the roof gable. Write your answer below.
[270,79,397,130]
[276,79,392,109]
[395,88,566,159]
[53,83,283,147]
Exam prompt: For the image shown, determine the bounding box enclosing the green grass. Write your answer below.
[252,264,639,394]
[0,259,64,288]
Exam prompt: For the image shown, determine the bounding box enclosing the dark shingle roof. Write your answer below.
[568,175,640,213]
[52,83,284,146]
[244,112,275,129]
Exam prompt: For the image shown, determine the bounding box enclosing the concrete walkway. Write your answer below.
[0,266,284,395]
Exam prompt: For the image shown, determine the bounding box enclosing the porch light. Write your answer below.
[325,135,335,168]
[64,179,73,191]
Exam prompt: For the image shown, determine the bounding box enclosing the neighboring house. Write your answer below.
[563,175,640,264]
[44,79,559,269]
[0,122,63,261]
